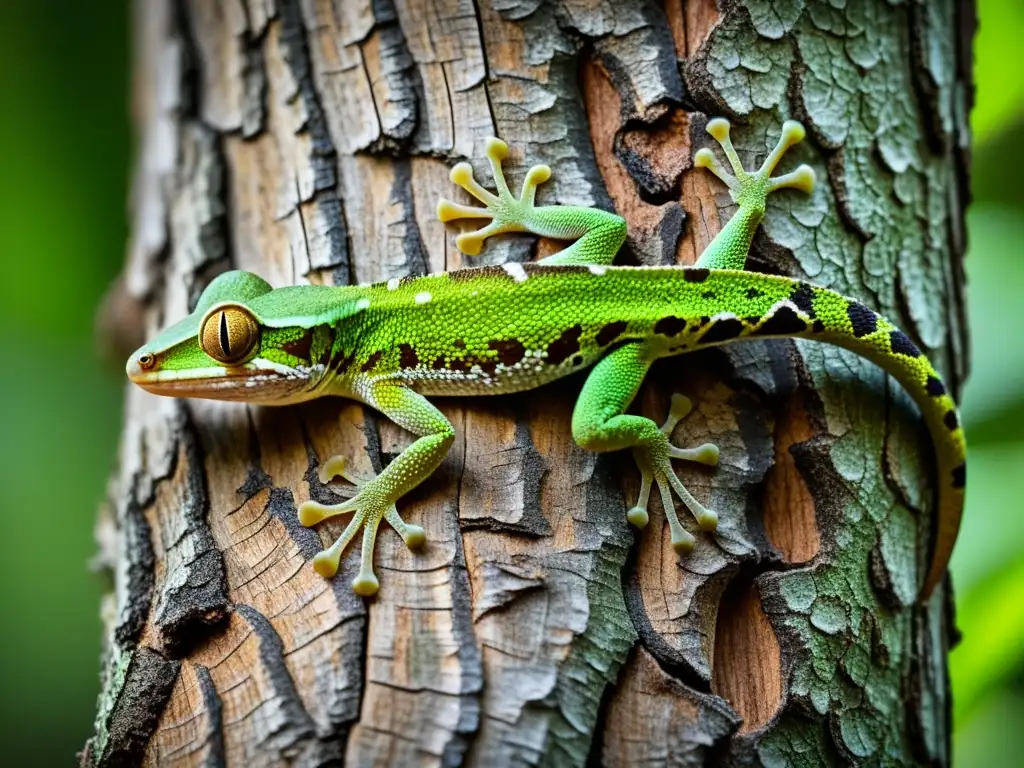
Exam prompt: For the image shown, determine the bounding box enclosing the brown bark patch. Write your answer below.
[676,153,725,265]
[581,57,681,239]
[762,395,820,562]
[620,107,692,195]
[712,580,782,733]
[663,0,722,59]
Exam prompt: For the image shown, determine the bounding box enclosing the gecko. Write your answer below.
[127,118,966,600]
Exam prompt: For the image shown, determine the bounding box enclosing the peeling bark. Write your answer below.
[90,0,970,765]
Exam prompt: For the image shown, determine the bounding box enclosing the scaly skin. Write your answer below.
[128,118,965,599]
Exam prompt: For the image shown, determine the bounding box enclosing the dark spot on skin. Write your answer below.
[746,287,762,299]
[360,350,383,372]
[546,324,583,365]
[318,326,335,366]
[944,410,959,430]
[654,316,686,336]
[744,316,760,324]
[450,359,469,373]
[684,268,710,282]
[753,306,807,336]
[790,283,817,317]
[488,338,526,366]
[702,290,716,299]
[331,349,356,374]
[926,375,946,397]
[449,264,589,282]
[399,344,419,369]
[281,329,313,361]
[596,321,628,346]
[523,264,589,277]
[448,267,500,282]
[572,355,584,366]
[479,360,498,375]
[951,463,966,489]
[699,317,745,344]
[847,302,878,338]
[454,339,466,349]
[812,319,826,333]
[432,356,446,370]
[889,330,921,357]
[699,315,710,326]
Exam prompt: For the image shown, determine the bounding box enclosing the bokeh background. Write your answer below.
[1,0,1021,763]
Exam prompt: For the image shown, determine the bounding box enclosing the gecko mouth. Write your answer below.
[126,360,314,404]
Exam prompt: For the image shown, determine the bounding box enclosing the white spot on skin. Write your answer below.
[356,297,371,310]
[387,278,401,291]
[415,291,432,304]
[588,265,607,275]
[502,262,529,283]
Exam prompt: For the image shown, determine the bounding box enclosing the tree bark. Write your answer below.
[84,0,973,765]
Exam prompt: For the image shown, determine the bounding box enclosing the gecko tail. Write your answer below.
[693,272,966,601]
[814,304,966,602]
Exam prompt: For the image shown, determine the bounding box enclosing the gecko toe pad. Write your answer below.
[438,137,554,255]
[298,464,427,596]
[626,394,720,551]
[450,162,476,187]
[627,506,650,528]
[696,116,814,205]
[351,571,380,597]
[706,117,731,142]
[485,136,509,162]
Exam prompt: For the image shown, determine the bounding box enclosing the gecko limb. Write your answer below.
[571,343,720,552]
[438,137,626,266]
[297,385,453,596]
[694,118,815,271]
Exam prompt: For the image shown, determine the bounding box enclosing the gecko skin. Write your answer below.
[127,118,965,600]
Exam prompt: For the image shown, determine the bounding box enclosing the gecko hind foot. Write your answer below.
[627,394,720,553]
[297,455,425,596]
[694,118,815,211]
[437,137,551,256]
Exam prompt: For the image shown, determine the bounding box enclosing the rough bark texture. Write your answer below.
[85,0,972,765]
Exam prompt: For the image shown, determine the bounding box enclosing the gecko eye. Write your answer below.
[137,353,156,370]
[199,305,260,365]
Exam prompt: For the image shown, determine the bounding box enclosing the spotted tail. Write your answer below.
[687,270,965,600]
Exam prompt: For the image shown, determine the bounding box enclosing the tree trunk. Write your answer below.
[84,0,973,765]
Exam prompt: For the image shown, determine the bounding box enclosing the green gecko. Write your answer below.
[127,118,966,600]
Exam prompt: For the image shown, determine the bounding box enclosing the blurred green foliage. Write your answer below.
[0,0,127,762]
[952,1,1024,763]
[0,0,1021,763]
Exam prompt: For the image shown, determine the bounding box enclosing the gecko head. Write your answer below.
[126,270,331,405]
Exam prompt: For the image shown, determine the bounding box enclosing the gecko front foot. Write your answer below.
[437,137,552,256]
[628,394,720,552]
[694,118,815,214]
[297,456,425,596]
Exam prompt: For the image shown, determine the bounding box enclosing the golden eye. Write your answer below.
[137,353,156,370]
[199,305,259,365]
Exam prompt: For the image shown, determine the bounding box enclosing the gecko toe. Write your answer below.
[671,526,696,554]
[352,571,380,597]
[312,549,341,578]
[627,506,650,528]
